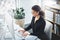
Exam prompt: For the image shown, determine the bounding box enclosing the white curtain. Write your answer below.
[0,0,16,40]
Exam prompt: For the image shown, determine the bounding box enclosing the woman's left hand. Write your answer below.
[22,31,30,37]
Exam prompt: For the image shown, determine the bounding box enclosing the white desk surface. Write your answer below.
[3,23,40,40]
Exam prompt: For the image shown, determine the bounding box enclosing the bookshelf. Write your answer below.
[44,4,60,36]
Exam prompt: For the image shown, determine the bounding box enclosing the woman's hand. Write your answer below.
[22,31,30,37]
[18,29,25,33]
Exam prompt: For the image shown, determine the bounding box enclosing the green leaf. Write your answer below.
[13,7,25,19]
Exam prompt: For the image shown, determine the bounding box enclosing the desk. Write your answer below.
[3,23,40,40]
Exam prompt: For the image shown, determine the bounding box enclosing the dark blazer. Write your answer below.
[25,16,49,40]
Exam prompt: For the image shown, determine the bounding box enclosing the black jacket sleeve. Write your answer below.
[24,24,32,31]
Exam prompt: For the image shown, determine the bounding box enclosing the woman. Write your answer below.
[19,5,49,40]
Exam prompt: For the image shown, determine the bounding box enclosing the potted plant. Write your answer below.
[13,8,25,27]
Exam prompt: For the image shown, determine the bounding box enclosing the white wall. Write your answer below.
[20,0,38,24]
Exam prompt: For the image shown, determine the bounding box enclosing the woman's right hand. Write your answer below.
[18,29,26,33]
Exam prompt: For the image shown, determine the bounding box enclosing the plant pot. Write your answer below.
[15,19,25,28]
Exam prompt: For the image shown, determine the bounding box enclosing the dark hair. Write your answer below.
[32,5,44,18]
